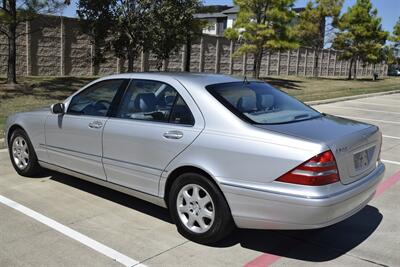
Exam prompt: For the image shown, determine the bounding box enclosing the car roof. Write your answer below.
[100,72,254,88]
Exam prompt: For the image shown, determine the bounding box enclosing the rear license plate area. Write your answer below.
[353,146,375,171]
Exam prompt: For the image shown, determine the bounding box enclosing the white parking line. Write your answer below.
[324,106,400,115]
[383,135,400,140]
[352,101,399,108]
[382,159,400,166]
[0,195,146,267]
[338,116,400,125]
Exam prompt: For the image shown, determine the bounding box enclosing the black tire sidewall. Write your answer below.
[168,172,234,244]
[8,129,41,177]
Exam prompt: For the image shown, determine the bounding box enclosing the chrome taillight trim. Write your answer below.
[291,169,338,177]
[303,161,336,168]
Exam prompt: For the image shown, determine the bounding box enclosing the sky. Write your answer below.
[62,0,400,34]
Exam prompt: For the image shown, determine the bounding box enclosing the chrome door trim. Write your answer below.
[40,144,101,160]
[38,160,167,208]
[102,156,164,172]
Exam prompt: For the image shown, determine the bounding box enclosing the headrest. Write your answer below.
[134,93,156,112]
[237,96,257,112]
[258,94,274,109]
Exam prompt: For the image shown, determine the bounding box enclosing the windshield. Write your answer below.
[206,82,321,125]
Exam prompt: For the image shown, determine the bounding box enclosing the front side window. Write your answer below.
[118,80,194,125]
[68,79,124,117]
[206,82,321,124]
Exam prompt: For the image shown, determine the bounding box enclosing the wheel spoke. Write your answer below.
[197,217,207,230]
[198,194,211,209]
[200,208,213,219]
[192,186,200,201]
[182,190,192,203]
[178,204,189,213]
[187,214,196,228]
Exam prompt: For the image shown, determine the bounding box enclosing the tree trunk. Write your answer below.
[253,48,263,79]
[353,58,357,80]
[314,49,320,77]
[348,58,354,80]
[184,36,191,72]
[162,58,168,72]
[127,52,134,72]
[7,0,17,84]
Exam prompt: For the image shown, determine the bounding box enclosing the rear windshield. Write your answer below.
[206,82,321,125]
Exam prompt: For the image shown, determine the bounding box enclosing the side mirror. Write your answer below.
[51,103,65,114]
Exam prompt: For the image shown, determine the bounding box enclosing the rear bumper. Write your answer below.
[221,162,385,230]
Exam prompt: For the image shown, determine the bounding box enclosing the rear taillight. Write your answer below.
[276,150,340,186]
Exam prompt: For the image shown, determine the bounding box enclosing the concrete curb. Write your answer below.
[306,89,400,106]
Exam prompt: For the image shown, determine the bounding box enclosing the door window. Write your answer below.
[68,79,124,117]
[117,80,194,125]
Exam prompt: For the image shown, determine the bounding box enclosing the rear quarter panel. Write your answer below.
[160,125,327,197]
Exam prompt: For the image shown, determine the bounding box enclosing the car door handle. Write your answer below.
[88,121,103,129]
[163,131,183,139]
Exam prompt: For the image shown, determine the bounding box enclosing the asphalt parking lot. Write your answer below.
[1,93,400,267]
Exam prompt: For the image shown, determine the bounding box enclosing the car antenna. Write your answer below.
[243,75,249,84]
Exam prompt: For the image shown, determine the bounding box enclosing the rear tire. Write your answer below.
[168,172,234,244]
[9,128,42,177]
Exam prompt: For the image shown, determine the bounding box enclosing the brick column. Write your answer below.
[277,50,281,76]
[60,17,66,76]
[242,53,247,76]
[295,49,300,76]
[199,36,204,72]
[229,40,234,75]
[141,50,149,72]
[304,48,308,76]
[215,37,221,74]
[25,21,32,76]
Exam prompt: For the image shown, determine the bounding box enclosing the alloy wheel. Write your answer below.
[12,136,29,170]
[176,184,215,234]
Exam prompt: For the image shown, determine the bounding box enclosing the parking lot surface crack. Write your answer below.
[133,240,190,266]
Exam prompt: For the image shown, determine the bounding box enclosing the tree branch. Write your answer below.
[1,0,10,14]
[0,26,9,37]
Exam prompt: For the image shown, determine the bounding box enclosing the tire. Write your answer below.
[8,128,42,177]
[168,172,234,244]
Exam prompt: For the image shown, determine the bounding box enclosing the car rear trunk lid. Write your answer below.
[256,114,381,185]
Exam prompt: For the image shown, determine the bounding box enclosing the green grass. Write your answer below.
[1,75,399,140]
[0,76,96,139]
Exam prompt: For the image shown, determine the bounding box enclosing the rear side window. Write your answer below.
[170,96,195,125]
[117,80,194,125]
[207,82,321,124]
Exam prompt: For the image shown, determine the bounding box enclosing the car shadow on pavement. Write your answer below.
[49,171,173,224]
[213,205,383,262]
[49,171,382,262]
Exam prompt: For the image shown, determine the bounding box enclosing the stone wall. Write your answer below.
[0,15,388,78]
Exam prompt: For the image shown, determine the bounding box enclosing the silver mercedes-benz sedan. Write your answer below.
[5,73,385,244]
